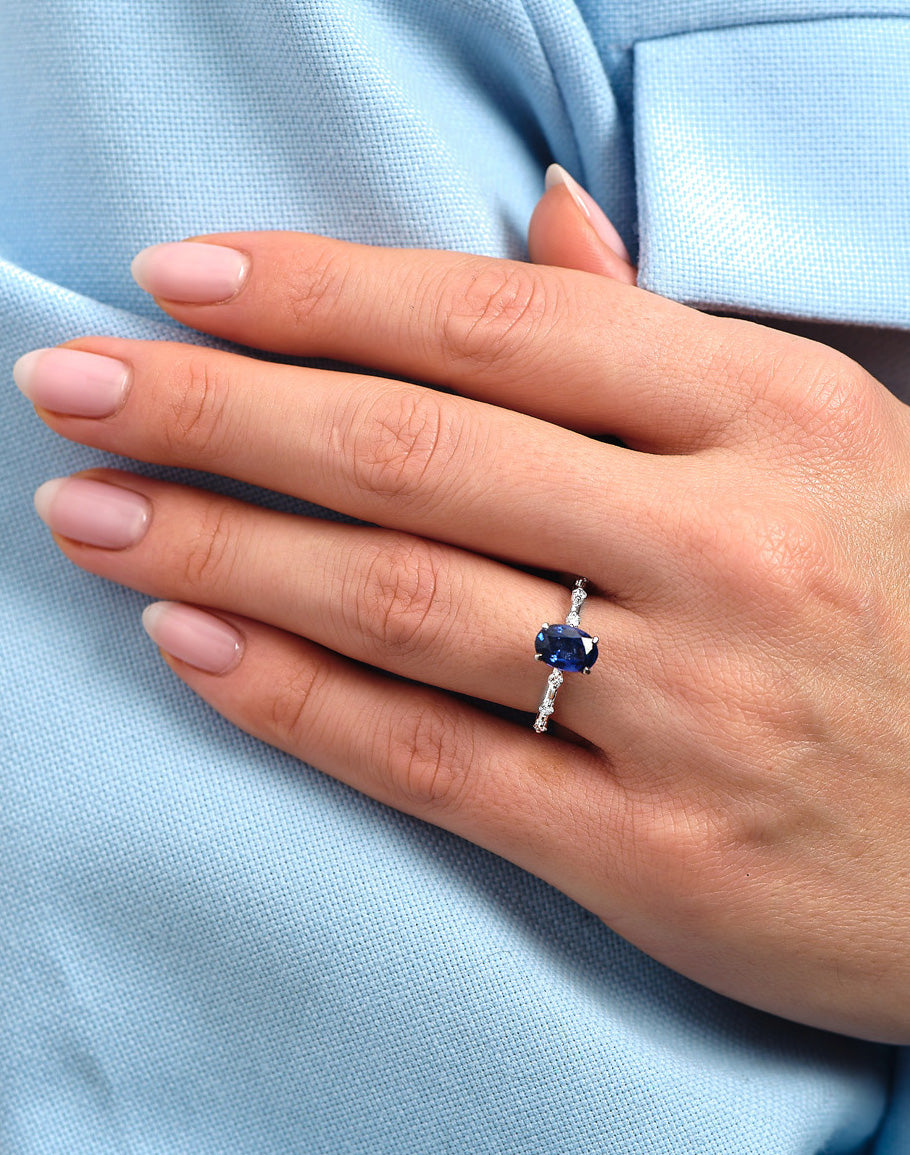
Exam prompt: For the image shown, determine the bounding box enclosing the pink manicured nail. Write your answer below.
[142,601,244,675]
[131,242,251,304]
[544,164,632,262]
[14,348,131,418]
[34,477,151,549]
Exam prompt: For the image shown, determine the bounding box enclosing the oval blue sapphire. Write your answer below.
[535,624,598,672]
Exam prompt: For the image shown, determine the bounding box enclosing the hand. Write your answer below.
[16,172,910,1042]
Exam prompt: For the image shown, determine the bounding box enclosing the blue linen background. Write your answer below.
[1,2,908,1151]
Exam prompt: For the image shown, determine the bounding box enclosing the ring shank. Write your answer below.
[533,579,589,733]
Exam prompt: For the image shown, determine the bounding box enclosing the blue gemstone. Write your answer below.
[535,624,598,672]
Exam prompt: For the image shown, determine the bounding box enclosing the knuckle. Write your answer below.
[672,499,813,599]
[729,334,882,455]
[748,516,882,634]
[354,538,453,659]
[164,356,234,462]
[622,795,721,906]
[733,512,826,597]
[284,244,352,329]
[692,326,795,428]
[695,504,859,624]
[785,348,884,452]
[382,702,472,814]
[436,261,556,373]
[181,498,239,590]
[267,660,330,746]
[669,495,882,658]
[346,386,460,504]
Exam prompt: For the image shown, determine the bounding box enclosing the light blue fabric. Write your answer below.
[634,17,910,328]
[1,3,906,1152]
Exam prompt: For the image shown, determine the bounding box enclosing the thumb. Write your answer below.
[528,164,636,284]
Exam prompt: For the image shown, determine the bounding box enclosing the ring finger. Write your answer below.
[35,468,642,738]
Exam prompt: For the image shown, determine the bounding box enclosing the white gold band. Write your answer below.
[533,579,592,734]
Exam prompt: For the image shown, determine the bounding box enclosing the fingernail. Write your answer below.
[131,242,251,304]
[13,348,131,418]
[544,164,632,262]
[34,477,151,549]
[142,601,244,675]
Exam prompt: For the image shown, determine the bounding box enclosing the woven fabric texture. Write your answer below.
[634,17,910,327]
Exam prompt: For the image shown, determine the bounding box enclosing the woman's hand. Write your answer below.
[15,175,910,1042]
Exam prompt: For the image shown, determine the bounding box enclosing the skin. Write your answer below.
[25,181,910,1042]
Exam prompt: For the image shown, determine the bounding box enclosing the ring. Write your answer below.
[533,578,599,733]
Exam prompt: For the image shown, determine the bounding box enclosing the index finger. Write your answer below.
[131,231,782,452]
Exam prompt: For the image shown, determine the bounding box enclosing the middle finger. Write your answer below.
[22,339,679,589]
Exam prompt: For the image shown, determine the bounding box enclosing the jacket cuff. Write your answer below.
[634,17,910,330]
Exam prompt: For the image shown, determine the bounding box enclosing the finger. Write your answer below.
[35,468,639,741]
[527,165,637,283]
[128,230,792,451]
[139,601,627,919]
[21,340,679,588]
